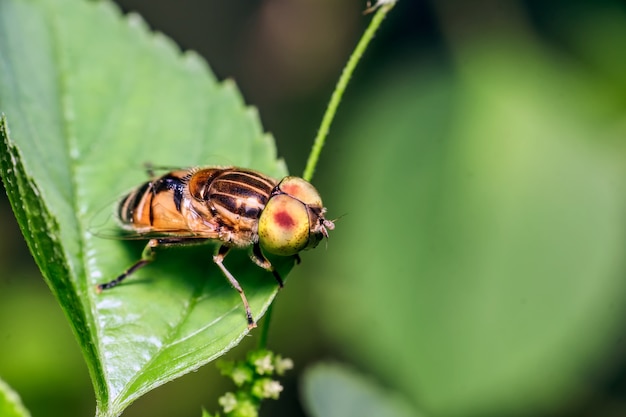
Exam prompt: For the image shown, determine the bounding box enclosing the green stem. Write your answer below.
[259,1,396,349]
[302,1,396,182]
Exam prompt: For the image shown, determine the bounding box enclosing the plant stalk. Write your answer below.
[302,1,396,182]
[260,0,397,349]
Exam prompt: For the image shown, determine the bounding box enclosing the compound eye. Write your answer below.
[278,177,322,207]
[258,194,310,256]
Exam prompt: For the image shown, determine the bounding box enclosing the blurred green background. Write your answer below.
[1,0,626,416]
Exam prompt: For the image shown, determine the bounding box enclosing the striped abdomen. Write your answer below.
[117,169,192,232]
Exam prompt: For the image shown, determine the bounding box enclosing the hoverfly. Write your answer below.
[96,166,335,329]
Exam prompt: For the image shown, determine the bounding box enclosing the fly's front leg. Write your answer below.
[250,243,284,288]
[96,239,159,292]
[213,245,256,329]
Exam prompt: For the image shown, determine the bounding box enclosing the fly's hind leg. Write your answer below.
[96,238,159,292]
[214,245,256,329]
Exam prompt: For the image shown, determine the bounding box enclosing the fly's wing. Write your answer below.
[90,217,221,241]
[99,228,220,241]
[90,193,222,242]
[91,167,229,242]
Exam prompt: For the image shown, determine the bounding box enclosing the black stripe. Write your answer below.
[214,180,267,200]
[118,181,151,224]
[221,172,274,194]
[154,174,186,212]
[213,193,263,219]
[213,194,239,214]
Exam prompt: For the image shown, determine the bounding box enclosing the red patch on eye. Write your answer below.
[281,183,301,196]
[274,211,295,229]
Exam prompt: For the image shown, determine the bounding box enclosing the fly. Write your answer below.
[96,166,335,329]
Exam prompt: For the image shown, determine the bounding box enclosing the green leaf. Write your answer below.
[0,378,31,417]
[301,363,421,417]
[0,0,290,416]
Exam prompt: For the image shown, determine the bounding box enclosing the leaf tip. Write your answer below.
[125,11,149,32]
[182,50,217,83]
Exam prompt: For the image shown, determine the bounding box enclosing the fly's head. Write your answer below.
[257,176,334,256]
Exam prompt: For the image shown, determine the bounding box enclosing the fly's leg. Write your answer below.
[96,239,158,292]
[144,163,182,177]
[144,162,156,179]
[250,243,284,288]
[214,245,256,329]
